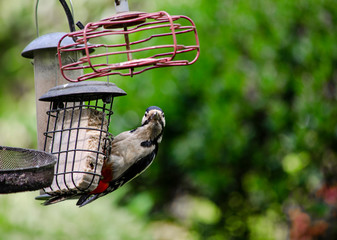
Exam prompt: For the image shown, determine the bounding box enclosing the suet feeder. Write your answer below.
[38,81,126,195]
[57,0,200,82]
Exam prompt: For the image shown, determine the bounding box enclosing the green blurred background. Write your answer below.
[1,0,337,239]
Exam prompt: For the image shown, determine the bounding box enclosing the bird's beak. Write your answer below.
[150,112,160,121]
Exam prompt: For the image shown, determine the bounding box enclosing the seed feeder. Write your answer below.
[58,0,200,82]
[22,32,84,151]
[39,81,126,195]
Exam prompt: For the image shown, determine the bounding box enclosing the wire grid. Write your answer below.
[0,146,55,171]
[58,11,200,82]
[43,97,113,194]
[0,146,56,193]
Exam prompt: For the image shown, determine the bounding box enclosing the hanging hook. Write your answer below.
[35,0,78,37]
[59,0,76,32]
[114,0,129,13]
[35,0,40,37]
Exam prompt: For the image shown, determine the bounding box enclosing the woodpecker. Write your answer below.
[41,106,165,207]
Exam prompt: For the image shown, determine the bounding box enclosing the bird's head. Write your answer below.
[141,106,165,141]
[142,106,165,127]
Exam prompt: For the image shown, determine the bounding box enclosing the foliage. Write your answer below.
[1,0,337,239]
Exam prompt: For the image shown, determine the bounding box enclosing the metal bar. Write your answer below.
[64,102,76,190]
[72,100,83,191]
[59,102,71,191]
[123,25,134,76]
[59,0,76,33]
[114,0,129,13]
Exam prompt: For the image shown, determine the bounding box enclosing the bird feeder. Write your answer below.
[10,0,199,201]
[39,81,126,195]
[57,2,200,82]
[0,146,56,193]
[22,32,84,151]
[0,2,84,194]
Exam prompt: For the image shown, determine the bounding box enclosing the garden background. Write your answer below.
[1,1,337,239]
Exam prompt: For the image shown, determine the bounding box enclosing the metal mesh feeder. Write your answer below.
[57,10,200,82]
[39,81,126,196]
[0,146,56,193]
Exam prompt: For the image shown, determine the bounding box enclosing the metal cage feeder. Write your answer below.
[57,10,200,82]
[39,81,126,195]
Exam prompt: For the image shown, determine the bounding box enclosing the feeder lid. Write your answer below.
[39,81,127,102]
[21,32,76,59]
[0,146,56,194]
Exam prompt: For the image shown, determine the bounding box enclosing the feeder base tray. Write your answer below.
[0,146,56,194]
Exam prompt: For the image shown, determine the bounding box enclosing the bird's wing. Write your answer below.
[76,150,156,207]
[107,149,156,190]
[112,130,133,142]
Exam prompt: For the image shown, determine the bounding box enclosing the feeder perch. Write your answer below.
[57,10,200,82]
[39,81,126,195]
[0,146,56,193]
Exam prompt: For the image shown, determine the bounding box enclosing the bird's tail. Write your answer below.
[36,193,80,206]
[41,195,75,206]
[76,193,100,207]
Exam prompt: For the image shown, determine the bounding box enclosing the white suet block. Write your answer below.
[44,108,108,194]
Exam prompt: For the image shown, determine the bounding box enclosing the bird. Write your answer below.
[41,106,165,207]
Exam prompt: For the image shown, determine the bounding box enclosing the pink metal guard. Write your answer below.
[57,11,200,82]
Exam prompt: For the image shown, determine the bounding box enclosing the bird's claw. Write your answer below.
[103,134,113,157]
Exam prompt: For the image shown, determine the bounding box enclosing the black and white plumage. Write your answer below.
[76,106,165,207]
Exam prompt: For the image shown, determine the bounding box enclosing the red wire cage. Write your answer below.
[57,11,200,82]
